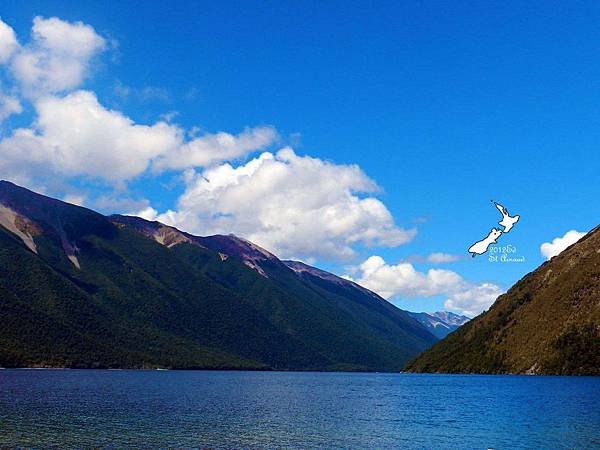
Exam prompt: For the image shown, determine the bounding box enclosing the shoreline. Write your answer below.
[0,367,597,376]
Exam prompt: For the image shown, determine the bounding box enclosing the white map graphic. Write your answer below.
[468,201,520,257]
[494,201,520,233]
[468,228,502,256]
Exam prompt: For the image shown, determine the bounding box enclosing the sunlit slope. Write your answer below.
[406,226,600,375]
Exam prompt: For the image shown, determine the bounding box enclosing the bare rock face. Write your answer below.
[110,216,194,249]
[0,204,41,254]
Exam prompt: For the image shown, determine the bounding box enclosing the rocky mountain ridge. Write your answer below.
[0,180,438,371]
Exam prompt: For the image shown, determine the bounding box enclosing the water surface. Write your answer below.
[0,370,598,449]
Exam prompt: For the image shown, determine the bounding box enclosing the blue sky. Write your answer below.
[0,1,598,315]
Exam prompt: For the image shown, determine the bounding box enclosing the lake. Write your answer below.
[0,370,598,449]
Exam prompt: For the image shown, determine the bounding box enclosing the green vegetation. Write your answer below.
[406,226,600,375]
[0,181,437,371]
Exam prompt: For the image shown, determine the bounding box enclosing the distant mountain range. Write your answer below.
[408,311,470,339]
[407,224,600,375]
[0,180,442,371]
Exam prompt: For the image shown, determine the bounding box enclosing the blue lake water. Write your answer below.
[0,370,598,449]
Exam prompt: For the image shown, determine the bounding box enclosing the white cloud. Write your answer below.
[93,194,153,216]
[0,17,277,187]
[62,193,86,207]
[0,15,415,266]
[0,16,282,187]
[0,92,22,121]
[349,256,462,298]
[10,16,106,97]
[540,230,586,260]
[153,126,279,171]
[0,90,277,184]
[135,206,159,221]
[0,19,19,63]
[443,283,504,318]
[0,90,181,183]
[155,149,416,260]
[347,255,503,316]
[426,252,461,264]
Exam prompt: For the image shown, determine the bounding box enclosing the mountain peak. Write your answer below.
[408,311,470,339]
[429,311,471,326]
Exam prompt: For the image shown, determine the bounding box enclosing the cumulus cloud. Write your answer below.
[153,126,279,171]
[154,149,416,260]
[0,90,181,183]
[10,16,106,97]
[0,90,278,184]
[62,193,86,207]
[0,19,19,63]
[443,283,504,317]
[347,255,503,316]
[540,230,586,260]
[0,92,22,122]
[135,206,160,221]
[0,15,415,264]
[0,17,278,187]
[349,256,463,298]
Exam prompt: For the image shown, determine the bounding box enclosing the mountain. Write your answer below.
[408,311,470,339]
[406,225,600,375]
[0,180,437,371]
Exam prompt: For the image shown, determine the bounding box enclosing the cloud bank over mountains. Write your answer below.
[0,16,414,262]
[142,148,416,261]
[0,15,504,314]
[345,256,503,316]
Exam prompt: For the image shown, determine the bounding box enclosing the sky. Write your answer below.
[0,1,598,316]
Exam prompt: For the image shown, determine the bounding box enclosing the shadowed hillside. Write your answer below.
[0,181,437,371]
